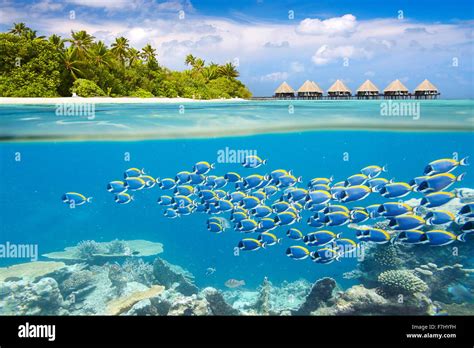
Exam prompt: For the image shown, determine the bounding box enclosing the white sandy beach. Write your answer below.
[0,97,247,105]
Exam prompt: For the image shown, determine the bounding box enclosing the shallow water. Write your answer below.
[0,100,472,141]
[0,100,473,314]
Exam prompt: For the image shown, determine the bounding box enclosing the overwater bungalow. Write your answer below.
[414,79,439,99]
[274,81,295,99]
[297,80,323,99]
[383,79,409,99]
[356,80,380,99]
[327,79,351,99]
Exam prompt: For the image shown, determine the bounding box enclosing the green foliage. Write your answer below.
[0,33,63,97]
[0,23,252,99]
[130,88,154,98]
[70,78,106,97]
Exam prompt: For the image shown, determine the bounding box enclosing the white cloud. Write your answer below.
[260,72,289,82]
[156,0,193,12]
[31,0,63,12]
[65,0,136,9]
[290,61,304,73]
[64,0,193,12]
[2,2,472,96]
[296,14,357,36]
[311,44,371,65]
[263,41,289,48]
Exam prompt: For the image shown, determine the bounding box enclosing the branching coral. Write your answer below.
[122,258,154,286]
[377,270,428,296]
[76,240,104,260]
[413,263,474,303]
[107,239,127,255]
[255,277,272,315]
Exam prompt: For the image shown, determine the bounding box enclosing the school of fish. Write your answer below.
[63,155,474,264]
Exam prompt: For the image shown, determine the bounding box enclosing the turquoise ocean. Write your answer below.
[0,100,473,291]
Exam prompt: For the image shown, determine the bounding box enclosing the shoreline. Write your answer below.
[0,97,247,105]
[0,98,472,105]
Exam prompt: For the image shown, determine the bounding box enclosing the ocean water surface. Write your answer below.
[0,99,473,293]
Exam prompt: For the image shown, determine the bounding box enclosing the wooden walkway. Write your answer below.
[250,94,439,101]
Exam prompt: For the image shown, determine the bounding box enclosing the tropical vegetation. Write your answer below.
[0,23,251,99]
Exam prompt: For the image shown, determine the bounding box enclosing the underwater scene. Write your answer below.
[0,100,473,316]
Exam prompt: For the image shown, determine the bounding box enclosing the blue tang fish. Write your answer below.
[361,165,387,178]
[238,238,264,251]
[417,173,465,193]
[107,181,127,194]
[62,192,92,205]
[287,228,304,240]
[286,246,310,260]
[424,157,469,175]
[242,155,267,168]
[114,192,132,204]
[193,161,214,175]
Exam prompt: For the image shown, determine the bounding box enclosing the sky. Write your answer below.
[1,0,473,98]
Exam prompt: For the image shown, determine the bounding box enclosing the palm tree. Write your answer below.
[111,37,130,64]
[88,41,112,67]
[68,30,95,58]
[184,54,196,67]
[23,29,45,41]
[218,62,239,79]
[49,34,65,50]
[193,58,205,72]
[9,22,28,36]
[202,65,218,82]
[127,48,141,66]
[141,44,156,64]
[61,47,82,79]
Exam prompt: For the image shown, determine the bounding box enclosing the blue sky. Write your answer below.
[1,0,473,97]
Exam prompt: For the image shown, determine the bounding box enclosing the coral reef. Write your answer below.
[222,279,311,315]
[43,239,163,264]
[152,257,198,295]
[434,302,474,315]
[356,244,404,287]
[1,277,67,315]
[59,269,95,298]
[294,277,337,315]
[107,239,127,255]
[201,287,240,316]
[257,281,271,313]
[254,277,272,315]
[413,263,474,303]
[122,258,154,286]
[377,270,428,296]
[77,240,105,260]
[313,285,434,316]
[108,264,128,295]
[0,261,66,282]
[167,294,210,316]
[105,284,164,315]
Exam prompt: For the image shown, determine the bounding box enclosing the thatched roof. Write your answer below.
[414,79,438,92]
[298,80,322,93]
[328,79,351,93]
[356,80,379,93]
[274,81,295,94]
[311,81,324,93]
[383,79,408,93]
